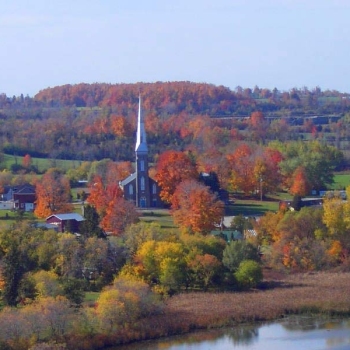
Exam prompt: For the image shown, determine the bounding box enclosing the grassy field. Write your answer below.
[139,209,177,229]
[0,210,37,230]
[330,173,350,190]
[225,198,280,216]
[2,154,80,173]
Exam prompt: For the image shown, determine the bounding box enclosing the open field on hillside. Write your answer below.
[2,154,80,173]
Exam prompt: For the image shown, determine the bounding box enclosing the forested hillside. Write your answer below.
[0,81,350,162]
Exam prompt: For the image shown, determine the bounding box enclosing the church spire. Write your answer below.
[135,95,148,154]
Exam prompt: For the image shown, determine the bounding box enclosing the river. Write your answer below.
[111,316,350,350]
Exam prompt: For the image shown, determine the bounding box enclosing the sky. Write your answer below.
[1,0,350,97]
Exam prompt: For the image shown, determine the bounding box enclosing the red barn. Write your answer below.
[46,213,85,233]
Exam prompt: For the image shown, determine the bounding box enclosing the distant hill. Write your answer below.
[0,81,349,163]
[33,82,350,117]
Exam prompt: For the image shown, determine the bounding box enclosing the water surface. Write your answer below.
[114,316,350,350]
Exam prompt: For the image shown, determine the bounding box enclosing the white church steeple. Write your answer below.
[135,95,148,154]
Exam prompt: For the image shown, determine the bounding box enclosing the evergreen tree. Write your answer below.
[80,204,105,238]
[291,195,303,211]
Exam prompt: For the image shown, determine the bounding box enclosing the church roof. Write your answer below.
[119,172,136,186]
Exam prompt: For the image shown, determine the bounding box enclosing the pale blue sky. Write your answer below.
[1,0,350,96]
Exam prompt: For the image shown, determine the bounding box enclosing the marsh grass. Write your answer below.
[118,272,350,342]
[68,272,350,349]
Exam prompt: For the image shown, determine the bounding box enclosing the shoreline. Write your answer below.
[70,271,350,349]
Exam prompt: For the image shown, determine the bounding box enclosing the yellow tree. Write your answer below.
[323,186,350,259]
[255,210,285,244]
[34,168,73,218]
[132,240,186,291]
[322,194,347,236]
[95,277,163,333]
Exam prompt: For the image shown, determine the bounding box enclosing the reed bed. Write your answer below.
[68,272,350,349]
[130,272,350,339]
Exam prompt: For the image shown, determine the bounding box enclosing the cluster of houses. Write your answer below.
[0,183,85,234]
[0,184,36,212]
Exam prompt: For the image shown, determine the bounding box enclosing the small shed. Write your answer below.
[46,213,85,233]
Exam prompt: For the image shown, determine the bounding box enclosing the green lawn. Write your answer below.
[225,198,279,216]
[0,210,37,229]
[84,292,100,303]
[330,173,350,190]
[2,154,81,173]
[139,209,178,229]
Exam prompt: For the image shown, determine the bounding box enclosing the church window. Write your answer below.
[141,177,145,191]
[140,160,145,171]
[129,184,133,195]
[152,183,157,194]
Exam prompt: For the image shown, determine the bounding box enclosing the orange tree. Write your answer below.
[87,175,138,235]
[171,179,224,234]
[34,168,73,218]
[226,143,256,195]
[155,150,198,204]
[87,175,124,215]
[289,166,310,196]
[100,197,139,236]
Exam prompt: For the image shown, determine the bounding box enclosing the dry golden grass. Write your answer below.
[67,272,350,349]
[133,272,350,339]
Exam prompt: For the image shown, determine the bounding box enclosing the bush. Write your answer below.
[222,240,260,272]
[234,260,263,289]
[95,277,164,334]
[61,277,86,305]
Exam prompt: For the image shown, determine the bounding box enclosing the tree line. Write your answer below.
[1,82,350,163]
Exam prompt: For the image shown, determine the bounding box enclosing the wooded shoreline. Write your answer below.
[72,272,350,349]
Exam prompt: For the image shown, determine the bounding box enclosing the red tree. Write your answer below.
[155,151,198,204]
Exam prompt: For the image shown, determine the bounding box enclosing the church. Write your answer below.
[119,97,163,208]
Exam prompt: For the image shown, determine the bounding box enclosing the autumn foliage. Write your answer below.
[87,175,138,235]
[171,179,224,234]
[289,166,310,196]
[155,150,198,204]
[34,168,73,218]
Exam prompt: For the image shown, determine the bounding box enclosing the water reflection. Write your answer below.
[280,315,349,332]
[114,317,350,350]
[225,325,259,346]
